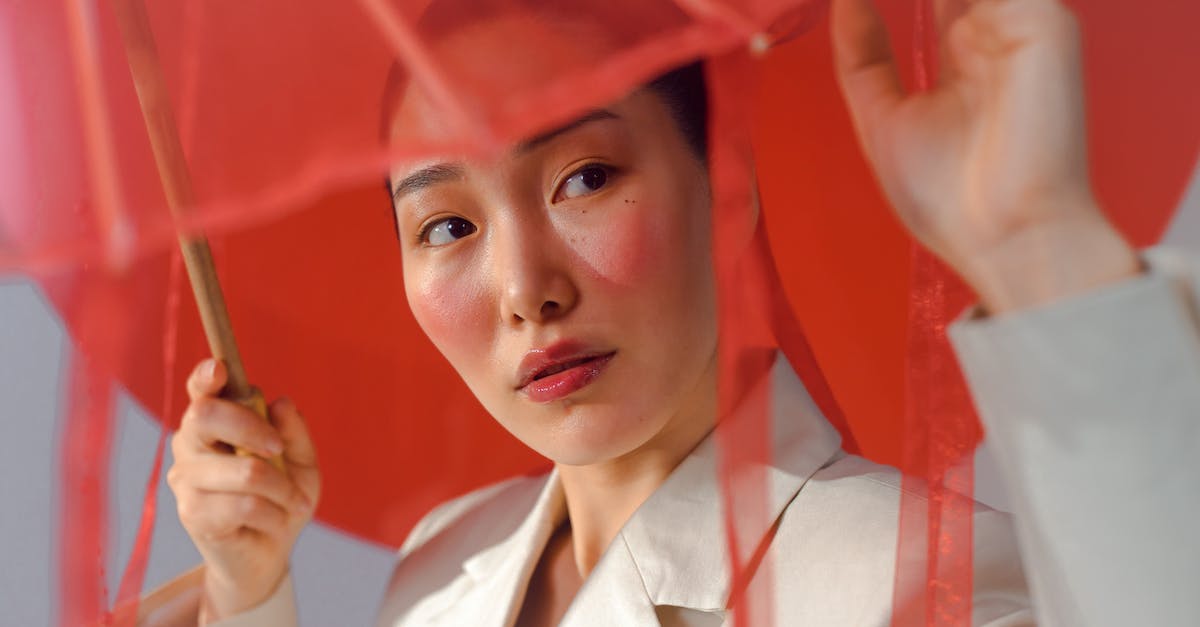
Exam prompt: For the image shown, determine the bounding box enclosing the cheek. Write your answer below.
[570,203,676,288]
[405,261,492,363]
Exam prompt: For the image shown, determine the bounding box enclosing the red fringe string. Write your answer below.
[891,2,982,625]
[57,280,121,627]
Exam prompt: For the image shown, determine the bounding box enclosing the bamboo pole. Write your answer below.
[112,0,277,462]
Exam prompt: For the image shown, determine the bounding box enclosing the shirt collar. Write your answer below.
[455,470,566,627]
[617,349,844,613]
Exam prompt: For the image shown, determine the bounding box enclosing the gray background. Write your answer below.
[0,282,395,626]
[2,160,1198,625]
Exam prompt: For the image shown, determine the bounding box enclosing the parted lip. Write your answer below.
[515,340,616,390]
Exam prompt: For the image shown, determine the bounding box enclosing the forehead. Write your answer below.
[387,14,619,145]
[388,94,658,196]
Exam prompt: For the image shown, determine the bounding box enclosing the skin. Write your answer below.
[831,0,1139,312]
[169,0,1139,623]
[392,93,717,473]
[169,363,320,623]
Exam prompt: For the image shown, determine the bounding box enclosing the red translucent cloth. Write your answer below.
[0,0,1196,625]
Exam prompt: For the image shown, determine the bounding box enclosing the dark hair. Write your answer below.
[646,61,708,162]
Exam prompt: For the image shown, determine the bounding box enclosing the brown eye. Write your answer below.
[423,217,477,246]
[556,165,610,201]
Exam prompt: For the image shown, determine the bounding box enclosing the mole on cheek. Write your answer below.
[578,205,665,287]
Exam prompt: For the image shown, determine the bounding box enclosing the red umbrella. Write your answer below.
[1,0,1195,624]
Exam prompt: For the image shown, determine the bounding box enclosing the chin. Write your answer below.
[517,402,669,467]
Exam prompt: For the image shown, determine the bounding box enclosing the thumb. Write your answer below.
[186,358,227,402]
[270,398,321,510]
[270,397,319,469]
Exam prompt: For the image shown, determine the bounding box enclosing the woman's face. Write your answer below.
[389,85,717,466]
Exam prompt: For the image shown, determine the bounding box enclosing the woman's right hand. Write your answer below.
[167,359,321,623]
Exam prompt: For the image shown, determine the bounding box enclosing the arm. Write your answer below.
[950,247,1200,626]
[203,573,299,627]
[829,0,1198,623]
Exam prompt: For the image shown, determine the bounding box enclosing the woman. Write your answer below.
[168,0,1200,625]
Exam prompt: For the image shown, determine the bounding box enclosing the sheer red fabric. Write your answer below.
[0,0,1196,625]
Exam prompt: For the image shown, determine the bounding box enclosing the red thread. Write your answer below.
[57,281,121,627]
[110,250,183,626]
[891,3,980,626]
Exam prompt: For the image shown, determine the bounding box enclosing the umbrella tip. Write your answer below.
[103,214,136,272]
[749,33,771,56]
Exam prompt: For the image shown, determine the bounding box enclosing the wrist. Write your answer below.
[959,210,1142,315]
[199,564,289,624]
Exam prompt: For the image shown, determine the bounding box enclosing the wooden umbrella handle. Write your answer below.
[112,0,282,469]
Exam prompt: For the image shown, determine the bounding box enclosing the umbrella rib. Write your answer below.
[669,0,764,49]
[356,0,485,141]
[63,0,128,267]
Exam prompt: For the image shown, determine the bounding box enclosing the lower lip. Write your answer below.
[521,353,615,403]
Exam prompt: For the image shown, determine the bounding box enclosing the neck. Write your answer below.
[555,356,717,577]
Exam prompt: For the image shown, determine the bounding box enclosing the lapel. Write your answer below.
[423,471,566,627]
[610,350,843,620]
[558,532,664,626]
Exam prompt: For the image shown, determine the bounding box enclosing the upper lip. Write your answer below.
[515,340,615,389]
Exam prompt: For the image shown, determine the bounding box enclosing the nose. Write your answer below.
[496,223,578,325]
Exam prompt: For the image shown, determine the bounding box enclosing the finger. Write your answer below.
[168,453,311,514]
[932,0,973,85]
[944,0,1081,93]
[186,359,227,402]
[830,0,905,148]
[935,0,972,34]
[181,397,284,458]
[271,398,318,468]
[178,492,290,540]
[965,0,1079,52]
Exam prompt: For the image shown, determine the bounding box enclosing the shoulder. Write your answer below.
[374,473,549,626]
[768,454,1030,624]
[796,453,1022,569]
[398,473,548,558]
[396,468,547,557]
[789,453,1010,526]
[771,454,927,573]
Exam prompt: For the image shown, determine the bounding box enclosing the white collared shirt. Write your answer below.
[374,352,1029,627]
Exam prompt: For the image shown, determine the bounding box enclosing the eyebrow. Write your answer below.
[390,109,620,205]
[390,162,466,204]
[516,108,619,153]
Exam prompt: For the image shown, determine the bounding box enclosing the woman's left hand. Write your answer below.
[830,0,1141,313]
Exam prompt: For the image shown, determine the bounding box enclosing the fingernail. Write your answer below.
[265,438,284,456]
[204,359,218,380]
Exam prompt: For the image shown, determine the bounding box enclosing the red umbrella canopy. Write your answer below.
[0,0,1196,623]
[2,0,821,546]
[2,0,1196,547]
